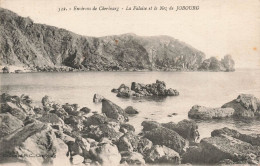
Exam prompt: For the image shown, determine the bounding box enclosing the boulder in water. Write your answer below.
[124,106,139,114]
[188,105,235,120]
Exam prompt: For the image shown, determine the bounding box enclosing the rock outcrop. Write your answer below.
[199,55,235,72]
[222,94,260,118]
[112,80,180,98]
[0,8,235,72]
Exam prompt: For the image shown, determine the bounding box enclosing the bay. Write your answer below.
[1,69,260,138]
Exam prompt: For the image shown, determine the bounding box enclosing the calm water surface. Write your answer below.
[1,69,260,139]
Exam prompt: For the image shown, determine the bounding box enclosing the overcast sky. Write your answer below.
[1,0,260,68]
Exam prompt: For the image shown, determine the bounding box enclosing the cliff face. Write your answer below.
[0,8,234,72]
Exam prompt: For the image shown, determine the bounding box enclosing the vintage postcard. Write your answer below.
[0,0,259,165]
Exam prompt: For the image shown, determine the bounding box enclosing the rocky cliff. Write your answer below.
[0,8,235,72]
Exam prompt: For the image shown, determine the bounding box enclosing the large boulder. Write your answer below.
[222,94,260,118]
[145,145,180,164]
[89,142,121,166]
[0,122,69,165]
[199,135,260,164]
[162,119,200,142]
[102,99,128,122]
[211,127,260,146]
[183,135,260,164]
[144,126,188,154]
[188,105,235,120]
[0,113,23,138]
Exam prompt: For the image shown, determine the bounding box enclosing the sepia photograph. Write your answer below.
[0,0,260,165]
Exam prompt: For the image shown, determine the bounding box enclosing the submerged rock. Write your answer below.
[102,99,128,123]
[222,94,260,118]
[188,105,235,120]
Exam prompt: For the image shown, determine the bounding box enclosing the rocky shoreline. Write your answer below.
[0,92,260,165]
